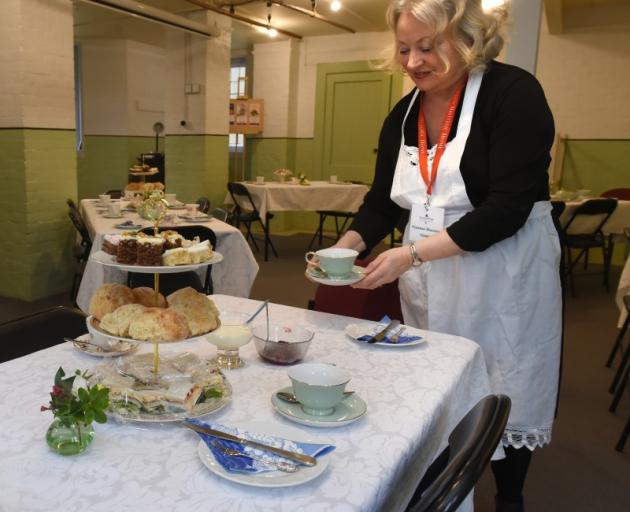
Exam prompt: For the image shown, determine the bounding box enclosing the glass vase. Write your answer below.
[46,417,95,455]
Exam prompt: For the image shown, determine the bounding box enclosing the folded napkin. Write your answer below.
[356,315,421,344]
[186,418,335,474]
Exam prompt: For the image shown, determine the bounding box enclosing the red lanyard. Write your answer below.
[418,77,467,197]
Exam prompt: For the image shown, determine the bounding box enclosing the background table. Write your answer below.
[559,199,630,236]
[226,180,369,225]
[0,295,491,512]
[76,200,259,312]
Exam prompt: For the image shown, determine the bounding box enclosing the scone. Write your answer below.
[167,287,220,336]
[128,307,191,342]
[89,284,135,321]
[100,303,146,337]
[132,287,167,308]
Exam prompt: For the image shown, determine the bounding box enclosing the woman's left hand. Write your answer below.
[352,246,411,289]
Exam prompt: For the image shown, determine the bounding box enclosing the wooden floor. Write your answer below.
[1,232,629,511]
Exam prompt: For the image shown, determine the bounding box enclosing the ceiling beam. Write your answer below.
[543,0,563,35]
[185,0,303,39]
[271,1,356,33]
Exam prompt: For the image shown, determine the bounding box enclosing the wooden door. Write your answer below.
[313,62,399,184]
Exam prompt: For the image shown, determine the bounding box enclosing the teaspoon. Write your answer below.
[276,391,354,404]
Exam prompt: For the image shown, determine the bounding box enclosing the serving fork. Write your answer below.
[210,440,298,473]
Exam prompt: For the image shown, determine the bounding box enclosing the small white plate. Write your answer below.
[304,265,365,286]
[103,214,124,219]
[271,386,367,428]
[197,420,331,487]
[71,334,138,357]
[89,250,223,273]
[344,323,426,347]
[179,214,212,222]
[114,222,143,230]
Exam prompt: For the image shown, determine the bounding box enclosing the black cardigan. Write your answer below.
[349,61,555,253]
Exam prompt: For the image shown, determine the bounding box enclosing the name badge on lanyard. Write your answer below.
[410,202,445,240]
[412,76,466,240]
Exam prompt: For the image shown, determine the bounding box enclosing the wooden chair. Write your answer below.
[0,306,87,363]
[564,198,617,296]
[127,225,217,295]
[601,188,630,200]
[227,182,278,261]
[406,395,511,512]
[105,189,123,199]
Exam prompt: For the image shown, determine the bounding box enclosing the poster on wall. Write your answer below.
[229,99,264,134]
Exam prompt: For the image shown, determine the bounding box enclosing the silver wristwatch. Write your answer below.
[409,242,423,267]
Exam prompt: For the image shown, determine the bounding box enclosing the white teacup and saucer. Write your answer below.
[304,248,365,286]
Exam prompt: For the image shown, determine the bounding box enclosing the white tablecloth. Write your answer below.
[559,199,630,236]
[0,295,491,512]
[225,181,369,225]
[76,200,259,312]
[617,254,630,327]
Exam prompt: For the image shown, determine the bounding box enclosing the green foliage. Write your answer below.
[42,367,110,427]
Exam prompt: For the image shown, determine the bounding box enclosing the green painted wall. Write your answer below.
[77,135,155,199]
[165,135,229,210]
[0,129,76,300]
[561,140,630,194]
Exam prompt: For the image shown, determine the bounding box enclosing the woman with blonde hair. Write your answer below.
[330,1,561,510]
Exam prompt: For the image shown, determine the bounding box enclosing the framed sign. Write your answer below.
[229,99,264,134]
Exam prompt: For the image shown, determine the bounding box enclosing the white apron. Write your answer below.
[392,71,562,450]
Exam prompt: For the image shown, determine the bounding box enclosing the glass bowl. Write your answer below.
[205,311,252,369]
[252,324,314,365]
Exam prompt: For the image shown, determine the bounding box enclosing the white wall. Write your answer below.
[536,14,630,139]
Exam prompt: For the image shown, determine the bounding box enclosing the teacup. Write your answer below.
[107,202,121,217]
[291,177,299,184]
[329,175,338,184]
[256,176,265,184]
[99,194,111,206]
[165,193,177,204]
[305,248,358,277]
[287,363,351,416]
[185,203,199,217]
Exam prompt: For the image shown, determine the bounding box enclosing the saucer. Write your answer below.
[180,214,211,222]
[304,266,365,287]
[103,214,124,219]
[71,334,138,357]
[114,222,143,230]
[271,386,366,428]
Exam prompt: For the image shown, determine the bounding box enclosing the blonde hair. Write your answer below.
[383,0,510,74]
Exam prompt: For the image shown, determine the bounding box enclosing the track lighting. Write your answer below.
[330,1,341,12]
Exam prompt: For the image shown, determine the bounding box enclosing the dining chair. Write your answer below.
[67,199,93,304]
[606,294,630,368]
[601,188,630,200]
[307,258,404,322]
[227,182,278,261]
[405,395,511,512]
[563,198,618,296]
[127,225,217,295]
[196,197,211,214]
[0,306,87,363]
[307,211,355,250]
[210,207,228,222]
[551,200,566,220]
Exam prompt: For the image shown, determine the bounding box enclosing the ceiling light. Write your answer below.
[267,27,278,37]
[330,1,342,12]
[482,0,505,11]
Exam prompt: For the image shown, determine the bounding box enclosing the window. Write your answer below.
[74,43,84,152]
[229,59,247,152]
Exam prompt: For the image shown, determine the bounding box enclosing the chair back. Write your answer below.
[601,188,630,200]
[408,395,511,512]
[67,200,92,258]
[227,182,259,215]
[211,207,228,222]
[309,258,404,322]
[196,197,211,214]
[0,306,87,363]
[564,198,617,236]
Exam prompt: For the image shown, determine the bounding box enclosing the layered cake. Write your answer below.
[117,234,138,264]
[136,236,164,266]
[102,234,121,256]
[162,247,191,266]
[188,240,213,264]
[161,230,184,250]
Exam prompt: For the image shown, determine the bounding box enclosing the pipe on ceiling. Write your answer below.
[76,0,221,38]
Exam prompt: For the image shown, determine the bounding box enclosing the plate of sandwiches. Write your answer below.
[90,352,231,422]
[87,284,221,344]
